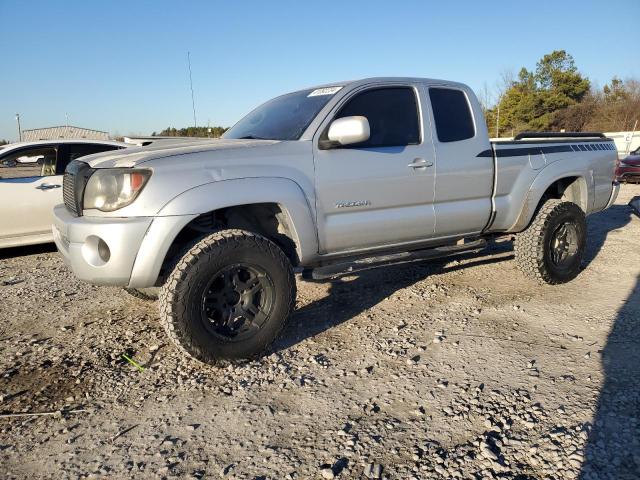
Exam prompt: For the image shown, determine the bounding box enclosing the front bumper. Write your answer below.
[53,205,198,288]
[53,205,153,286]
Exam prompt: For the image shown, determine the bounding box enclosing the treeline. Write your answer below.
[481,50,639,136]
[153,126,228,138]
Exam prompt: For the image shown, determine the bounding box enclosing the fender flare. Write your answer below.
[510,161,592,232]
[158,176,318,262]
[128,177,318,288]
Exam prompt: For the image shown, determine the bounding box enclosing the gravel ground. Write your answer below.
[0,184,638,480]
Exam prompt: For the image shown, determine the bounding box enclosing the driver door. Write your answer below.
[313,85,437,254]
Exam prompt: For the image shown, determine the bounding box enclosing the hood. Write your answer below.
[80,138,280,168]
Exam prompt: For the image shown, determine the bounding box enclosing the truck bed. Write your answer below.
[483,133,618,233]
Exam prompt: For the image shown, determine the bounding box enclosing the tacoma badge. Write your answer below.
[335,200,371,209]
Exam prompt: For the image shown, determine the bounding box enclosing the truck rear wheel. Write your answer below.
[514,199,586,284]
[159,229,296,364]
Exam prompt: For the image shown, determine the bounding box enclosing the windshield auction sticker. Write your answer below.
[308,86,343,97]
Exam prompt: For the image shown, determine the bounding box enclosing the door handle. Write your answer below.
[408,158,433,169]
[35,184,61,190]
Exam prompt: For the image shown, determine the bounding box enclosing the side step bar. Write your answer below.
[302,239,487,281]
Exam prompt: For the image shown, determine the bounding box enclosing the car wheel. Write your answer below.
[159,229,296,364]
[515,199,586,284]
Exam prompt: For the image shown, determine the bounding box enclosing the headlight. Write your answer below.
[83,169,151,212]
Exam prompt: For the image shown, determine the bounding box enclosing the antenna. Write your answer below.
[187,52,197,128]
[15,113,22,141]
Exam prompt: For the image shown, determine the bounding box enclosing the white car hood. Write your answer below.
[81,138,280,168]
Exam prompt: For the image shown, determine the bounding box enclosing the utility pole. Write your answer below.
[627,119,638,156]
[15,113,22,141]
[187,52,197,128]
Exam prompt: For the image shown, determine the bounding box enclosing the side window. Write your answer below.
[429,88,475,142]
[0,146,57,179]
[333,87,420,148]
[57,144,122,174]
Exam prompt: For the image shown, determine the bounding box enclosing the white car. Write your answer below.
[0,139,128,248]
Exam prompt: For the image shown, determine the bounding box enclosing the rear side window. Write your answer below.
[334,87,420,148]
[429,88,475,142]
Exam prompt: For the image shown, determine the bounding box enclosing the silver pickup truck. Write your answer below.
[53,77,619,364]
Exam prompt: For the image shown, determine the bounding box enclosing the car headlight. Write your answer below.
[83,169,151,212]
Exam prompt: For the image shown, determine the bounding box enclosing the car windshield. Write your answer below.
[224,87,342,141]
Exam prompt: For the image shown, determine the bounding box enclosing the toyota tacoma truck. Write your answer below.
[52,77,620,364]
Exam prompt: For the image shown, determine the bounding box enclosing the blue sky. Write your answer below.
[0,0,638,141]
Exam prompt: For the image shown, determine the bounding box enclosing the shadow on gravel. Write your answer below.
[274,241,514,354]
[580,274,640,479]
[581,201,638,479]
[0,242,57,260]
[583,204,632,267]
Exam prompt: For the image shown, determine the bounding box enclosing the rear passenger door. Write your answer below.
[425,85,494,236]
[313,85,437,253]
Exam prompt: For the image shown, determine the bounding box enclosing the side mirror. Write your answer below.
[327,116,370,146]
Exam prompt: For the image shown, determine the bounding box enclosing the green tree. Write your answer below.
[487,50,590,135]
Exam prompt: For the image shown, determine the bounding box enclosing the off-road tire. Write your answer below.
[159,229,296,364]
[515,199,586,284]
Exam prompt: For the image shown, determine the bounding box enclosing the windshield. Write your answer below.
[224,87,342,141]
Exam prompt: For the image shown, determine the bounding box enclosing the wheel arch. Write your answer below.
[511,171,591,233]
[128,177,318,288]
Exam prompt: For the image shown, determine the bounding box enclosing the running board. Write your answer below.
[302,239,487,281]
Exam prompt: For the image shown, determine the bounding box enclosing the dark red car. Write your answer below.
[616,146,640,183]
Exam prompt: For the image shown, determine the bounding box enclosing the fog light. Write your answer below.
[97,238,111,262]
[82,235,111,267]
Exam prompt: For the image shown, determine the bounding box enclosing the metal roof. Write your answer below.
[21,126,110,141]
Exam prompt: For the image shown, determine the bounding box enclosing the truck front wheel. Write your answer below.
[514,200,586,284]
[159,229,296,364]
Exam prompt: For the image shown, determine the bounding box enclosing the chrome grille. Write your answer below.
[63,171,77,215]
[62,160,93,217]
